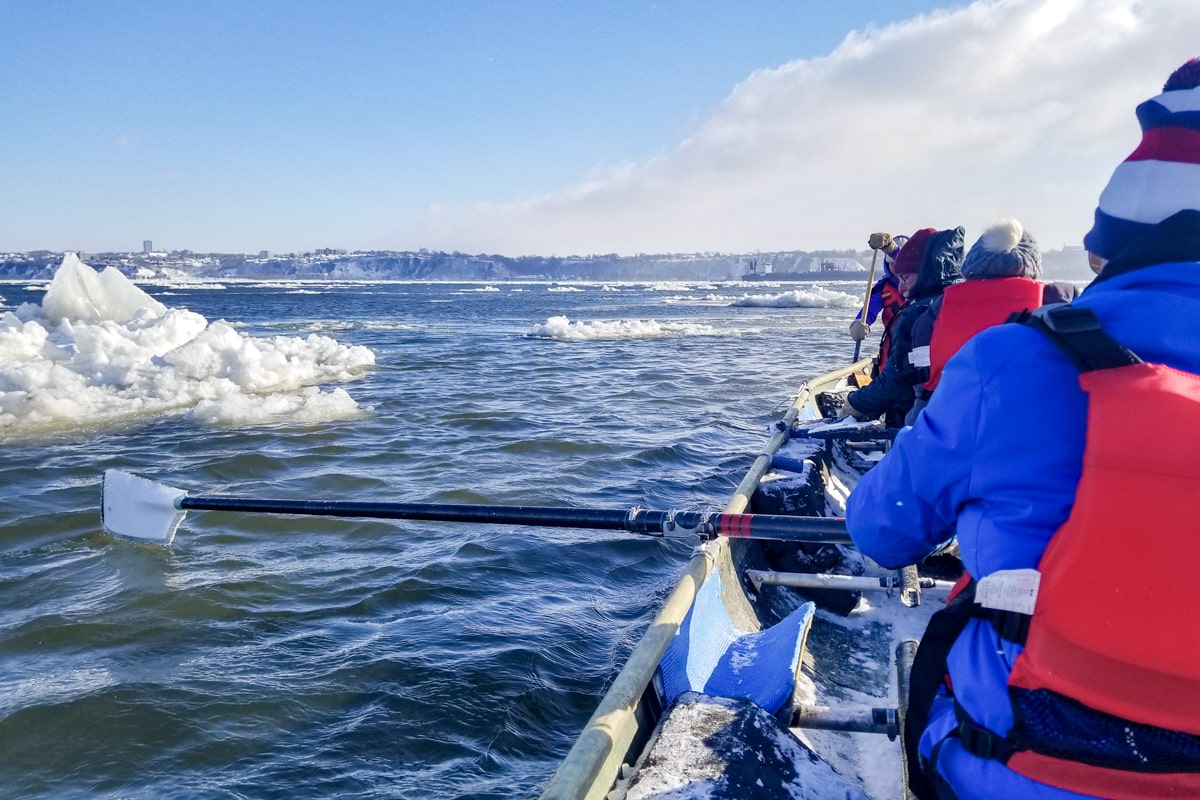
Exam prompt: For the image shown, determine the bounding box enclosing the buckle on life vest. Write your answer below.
[1039,304,1103,335]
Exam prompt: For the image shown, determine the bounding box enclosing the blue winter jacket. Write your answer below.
[846,252,1200,798]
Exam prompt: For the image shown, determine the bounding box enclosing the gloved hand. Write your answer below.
[839,395,870,420]
[868,232,898,254]
[848,319,870,341]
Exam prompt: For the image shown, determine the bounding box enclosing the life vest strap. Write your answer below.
[1013,305,1142,372]
[979,607,1030,644]
[905,575,976,800]
[954,692,1200,799]
[954,701,1019,763]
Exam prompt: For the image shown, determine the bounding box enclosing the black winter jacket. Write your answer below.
[848,226,964,426]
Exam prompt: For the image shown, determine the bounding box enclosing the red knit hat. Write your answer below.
[890,228,935,275]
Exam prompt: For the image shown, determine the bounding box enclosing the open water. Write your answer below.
[0,278,858,799]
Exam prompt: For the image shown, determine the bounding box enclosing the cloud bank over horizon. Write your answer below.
[407,0,1200,256]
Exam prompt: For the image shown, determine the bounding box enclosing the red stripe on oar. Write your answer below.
[1126,126,1200,164]
[719,513,753,538]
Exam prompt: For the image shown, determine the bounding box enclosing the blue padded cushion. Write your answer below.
[657,570,815,714]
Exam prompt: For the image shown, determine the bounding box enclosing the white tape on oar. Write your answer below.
[102,469,188,544]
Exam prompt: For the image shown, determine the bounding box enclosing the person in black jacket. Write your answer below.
[840,226,964,427]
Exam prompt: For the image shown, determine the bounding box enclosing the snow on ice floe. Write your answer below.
[0,254,376,438]
[731,287,860,309]
[662,293,740,304]
[527,315,724,342]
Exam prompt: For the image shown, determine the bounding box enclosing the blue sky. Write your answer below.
[3,0,1198,256]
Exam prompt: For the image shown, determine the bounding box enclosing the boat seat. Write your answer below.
[657,569,815,715]
[790,419,894,441]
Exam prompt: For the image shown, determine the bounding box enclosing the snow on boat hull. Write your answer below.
[620,694,869,800]
[541,359,948,799]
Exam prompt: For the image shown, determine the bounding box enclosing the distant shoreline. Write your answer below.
[0,246,1095,283]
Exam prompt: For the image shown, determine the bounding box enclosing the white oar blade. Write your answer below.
[102,469,188,544]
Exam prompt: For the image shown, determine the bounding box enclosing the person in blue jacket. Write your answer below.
[851,232,908,330]
[846,57,1200,799]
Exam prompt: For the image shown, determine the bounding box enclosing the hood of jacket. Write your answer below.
[908,226,965,301]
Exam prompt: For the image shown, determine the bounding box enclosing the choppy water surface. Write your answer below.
[0,279,856,799]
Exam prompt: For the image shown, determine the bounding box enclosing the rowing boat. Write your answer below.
[540,357,956,799]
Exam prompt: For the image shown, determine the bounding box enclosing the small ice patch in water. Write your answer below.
[527,315,721,341]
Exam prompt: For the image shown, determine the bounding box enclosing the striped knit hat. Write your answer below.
[1083,58,1200,261]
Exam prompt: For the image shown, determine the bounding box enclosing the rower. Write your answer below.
[848,231,907,367]
[840,226,965,428]
[845,57,1200,800]
[906,218,1046,422]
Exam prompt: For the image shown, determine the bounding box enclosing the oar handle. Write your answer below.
[709,512,849,543]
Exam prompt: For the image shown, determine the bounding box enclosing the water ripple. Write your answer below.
[0,281,853,798]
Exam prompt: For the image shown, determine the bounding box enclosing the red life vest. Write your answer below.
[925,277,1044,390]
[880,280,904,329]
[1003,358,1200,797]
[876,282,905,370]
[947,307,1200,798]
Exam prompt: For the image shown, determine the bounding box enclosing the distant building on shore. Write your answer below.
[142,240,153,254]
[742,255,865,281]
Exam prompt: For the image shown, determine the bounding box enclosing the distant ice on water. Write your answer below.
[732,287,860,308]
[528,315,723,341]
[0,254,376,438]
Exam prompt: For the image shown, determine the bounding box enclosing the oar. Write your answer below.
[101,469,851,545]
[851,247,881,360]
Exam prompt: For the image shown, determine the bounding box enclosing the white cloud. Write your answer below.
[408,0,1200,255]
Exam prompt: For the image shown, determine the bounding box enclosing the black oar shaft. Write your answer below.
[177,496,850,543]
[180,497,664,532]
